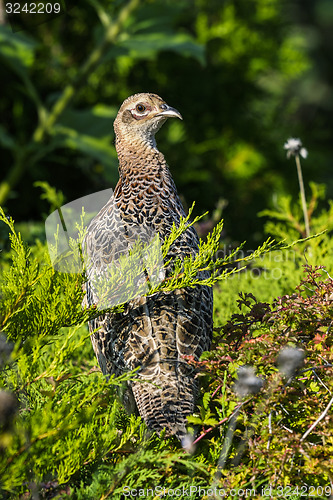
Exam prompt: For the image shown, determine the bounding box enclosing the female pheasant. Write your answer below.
[83,93,213,441]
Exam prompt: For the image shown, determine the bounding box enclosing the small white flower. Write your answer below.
[284,138,308,159]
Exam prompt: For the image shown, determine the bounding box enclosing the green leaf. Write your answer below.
[51,124,118,176]
[34,181,65,211]
[50,105,118,181]
[202,391,211,410]
[309,381,320,393]
[101,2,205,64]
[57,104,117,138]
[119,32,205,64]
[0,25,38,75]
[0,125,15,150]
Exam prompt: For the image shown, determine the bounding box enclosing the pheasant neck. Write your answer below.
[114,137,183,217]
[116,137,171,180]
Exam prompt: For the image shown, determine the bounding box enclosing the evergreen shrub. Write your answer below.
[0,186,332,499]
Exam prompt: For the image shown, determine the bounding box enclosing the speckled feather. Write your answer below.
[83,93,213,440]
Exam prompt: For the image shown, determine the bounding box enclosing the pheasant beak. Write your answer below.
[156,105,183,120]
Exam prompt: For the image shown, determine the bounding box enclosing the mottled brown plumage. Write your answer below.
[83,93,213,441]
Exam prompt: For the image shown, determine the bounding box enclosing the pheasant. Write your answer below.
[83,93,213,441]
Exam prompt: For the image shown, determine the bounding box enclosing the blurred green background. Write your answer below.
[1,0,333,245]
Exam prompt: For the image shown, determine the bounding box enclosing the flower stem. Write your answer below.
[295,154,310,237]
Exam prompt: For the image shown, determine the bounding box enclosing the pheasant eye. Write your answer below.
[136,104,146,113]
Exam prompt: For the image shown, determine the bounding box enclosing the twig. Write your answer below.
[312,369,331,394]
[211,384,222,399]
[192,416,228,445]
[267,411,272,450]
[299,364,333,374]
[300,396,333,442]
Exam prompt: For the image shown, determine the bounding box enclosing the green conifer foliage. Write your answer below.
[0,195,332,499]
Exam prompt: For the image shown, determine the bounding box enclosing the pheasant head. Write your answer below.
[113,93,182,152]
